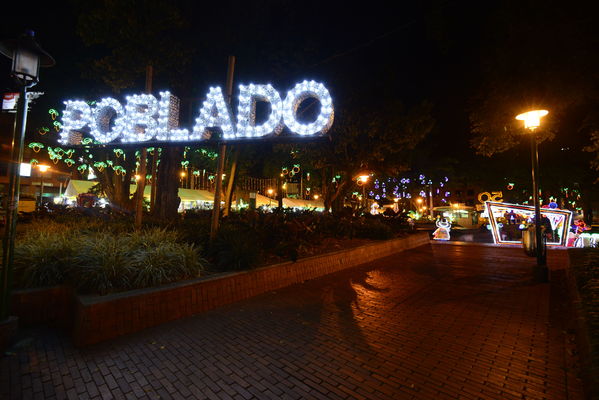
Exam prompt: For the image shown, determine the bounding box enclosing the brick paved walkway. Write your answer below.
[0,243,584,399]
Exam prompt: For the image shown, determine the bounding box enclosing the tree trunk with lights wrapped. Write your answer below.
[93,149,137,212]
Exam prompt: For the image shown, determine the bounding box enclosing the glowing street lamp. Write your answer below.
[267,188,275,207]
[516,110,548,130]
[357,174,369,208]
[37,164,50,209]
[0,31,54,321]
[516,109,549,279]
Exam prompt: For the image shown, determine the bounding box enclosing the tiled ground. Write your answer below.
[0,243,584,399]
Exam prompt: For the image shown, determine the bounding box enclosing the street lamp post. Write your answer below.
[516,109,549,281]
[267,188,274,207]
[358,175,369,209]
[0,31,55,321]
[37,164,50,210]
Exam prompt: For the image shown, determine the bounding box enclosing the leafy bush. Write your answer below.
[13,207,413,286]
[355,218,394,240]
[211,224,262,271]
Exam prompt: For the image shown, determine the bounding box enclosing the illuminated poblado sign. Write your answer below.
[59,81,334,144]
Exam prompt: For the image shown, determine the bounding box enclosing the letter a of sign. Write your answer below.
[191,87,235,140]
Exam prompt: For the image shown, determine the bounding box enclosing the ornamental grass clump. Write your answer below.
[13,229,77,288]
[70,228,205,294]
[127,229,204,289]
[71,233,136,294]
[13,223,206,295]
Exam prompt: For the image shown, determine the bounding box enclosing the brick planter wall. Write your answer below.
[73,232,430,346]
[11,286,73,329]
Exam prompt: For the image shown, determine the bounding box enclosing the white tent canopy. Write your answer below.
[64,180,97,198]
[65,180,215,202]
[65,180,324,210]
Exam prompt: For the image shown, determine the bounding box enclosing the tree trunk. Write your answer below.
[134,149,148,229]
[96,149,135,212]
[154,147,183,220]
[330,180,349,214]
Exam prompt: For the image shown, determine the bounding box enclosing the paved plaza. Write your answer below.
[0,243,584,399]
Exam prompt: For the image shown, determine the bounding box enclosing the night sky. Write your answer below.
[1,1,598,192]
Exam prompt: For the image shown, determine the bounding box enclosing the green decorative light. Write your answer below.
[64,159,75,167]
[93,161,107,172]
[114,148,124,158]
[28,142,45,152]
[77,164,88,173]
[53,121,62,132]
[82,138,93,145]
[48,109,59,120]
[38,127,49,135]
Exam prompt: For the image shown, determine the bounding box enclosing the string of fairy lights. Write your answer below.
[369,175,450,202]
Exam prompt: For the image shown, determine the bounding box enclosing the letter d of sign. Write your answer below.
[282,80,334,136]
[60,100,92,144]
[235,84,284,138]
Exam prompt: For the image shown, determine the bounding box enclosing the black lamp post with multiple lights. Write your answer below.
[0,31,55,321]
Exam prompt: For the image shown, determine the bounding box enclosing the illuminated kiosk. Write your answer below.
[485,201,572,247]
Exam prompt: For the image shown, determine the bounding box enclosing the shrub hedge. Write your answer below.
[11,208,412,291]
[13,221,206,295]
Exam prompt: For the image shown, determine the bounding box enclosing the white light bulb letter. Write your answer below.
[60,100,92,144]
[191,87,235,140]
[156,91,189,141]
[90,98,126,143]
[283,80,334,136]
[236,84,283,138]
[122,94,159,142]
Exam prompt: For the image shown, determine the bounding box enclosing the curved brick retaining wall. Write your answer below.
[13,233,430,346]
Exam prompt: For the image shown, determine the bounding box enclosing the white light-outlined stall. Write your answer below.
[485,201,572,247]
